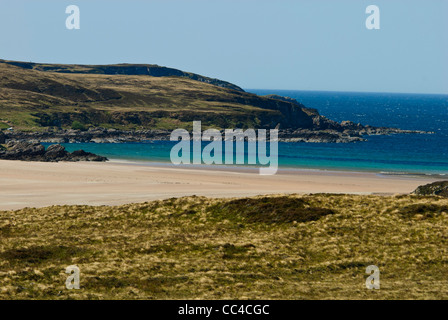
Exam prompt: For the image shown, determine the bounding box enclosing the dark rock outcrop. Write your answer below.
[278,129,366,143]
[44,144,67,158]
[2,121,432,144]
[413,181,448,197]
[0,131,6,144]
[0,142,107,162]
[69,149,108,162]
[5,141,46,158]
[264,94,302,105]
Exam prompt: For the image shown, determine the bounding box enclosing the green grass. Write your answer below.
[0,194,447,300]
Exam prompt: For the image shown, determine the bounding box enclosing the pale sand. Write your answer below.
[0,159,441,211]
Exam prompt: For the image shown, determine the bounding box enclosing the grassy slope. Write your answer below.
[0,62,315,131]
[0,59,245,92]
[0,194,447,300]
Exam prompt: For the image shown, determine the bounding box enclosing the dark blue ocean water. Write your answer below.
[46,90,448,175]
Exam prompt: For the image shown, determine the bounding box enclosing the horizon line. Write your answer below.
[244,88,448,96]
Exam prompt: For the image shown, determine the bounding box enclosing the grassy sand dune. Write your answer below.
[1,194,447,300]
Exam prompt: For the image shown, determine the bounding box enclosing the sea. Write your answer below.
[44,90,448,176]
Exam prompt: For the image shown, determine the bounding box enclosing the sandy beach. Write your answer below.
[0,159,442,210]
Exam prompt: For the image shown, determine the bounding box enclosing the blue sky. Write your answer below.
[1,0,447,94]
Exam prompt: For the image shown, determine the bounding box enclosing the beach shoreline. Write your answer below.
[106,158,448,178]
[0,159,443,211]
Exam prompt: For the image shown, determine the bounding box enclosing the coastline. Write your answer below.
[0,159,442,211]
[107,158,448,178]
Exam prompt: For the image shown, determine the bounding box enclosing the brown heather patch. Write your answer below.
[398,203,448,220]
[0,246,89,265]
[0,194,447,300]
[214,196,335,223]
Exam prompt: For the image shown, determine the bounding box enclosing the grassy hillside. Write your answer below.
[1,194,447,299]
[0,60,319,132]
[0,59,245,92]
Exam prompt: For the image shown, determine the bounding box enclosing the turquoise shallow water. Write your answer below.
[44,90,448,175]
